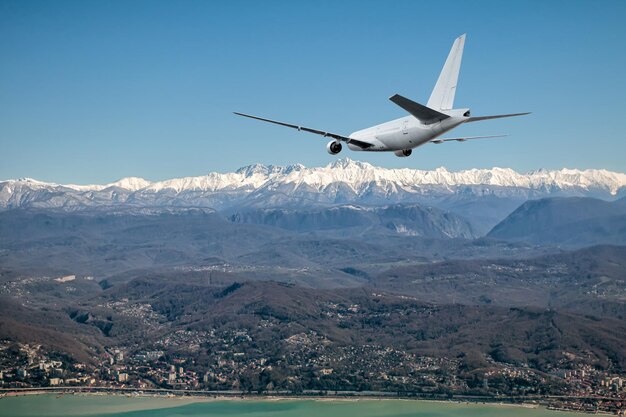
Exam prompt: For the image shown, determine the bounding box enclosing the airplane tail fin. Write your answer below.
[427,34,466,111]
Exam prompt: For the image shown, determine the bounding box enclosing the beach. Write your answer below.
[0,393,596,417]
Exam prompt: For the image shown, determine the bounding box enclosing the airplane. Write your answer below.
[234,34,529,157]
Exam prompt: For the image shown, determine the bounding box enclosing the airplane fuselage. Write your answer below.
[347,115,467,152]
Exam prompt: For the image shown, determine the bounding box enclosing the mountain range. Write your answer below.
[2,161,626,381]
[2,159,625,210]
[3,159,625,235]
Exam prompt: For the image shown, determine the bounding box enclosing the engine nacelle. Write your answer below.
[326,141,342,155]
[394,149,412,157]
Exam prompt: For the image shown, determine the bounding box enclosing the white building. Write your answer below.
[49,377,62,386]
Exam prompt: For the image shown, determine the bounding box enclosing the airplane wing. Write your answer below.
[465,112,530,122]
[234,112,374,149]
[430,134,507,144]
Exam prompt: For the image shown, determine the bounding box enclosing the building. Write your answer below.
[49,378,62,386]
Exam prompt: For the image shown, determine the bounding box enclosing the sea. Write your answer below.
[0,395,591,417]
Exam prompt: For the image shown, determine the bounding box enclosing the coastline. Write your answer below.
[1,388,616,416]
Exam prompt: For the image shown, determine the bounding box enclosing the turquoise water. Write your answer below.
[0,395,589,417]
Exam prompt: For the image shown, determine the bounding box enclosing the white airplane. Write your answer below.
[235,34,529,157]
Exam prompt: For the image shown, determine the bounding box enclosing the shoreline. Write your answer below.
[1,388,618,415]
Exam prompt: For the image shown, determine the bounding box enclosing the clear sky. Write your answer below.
[1,0,625,184]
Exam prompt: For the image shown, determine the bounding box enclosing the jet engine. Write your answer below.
[394,149,412,157]
[326,141,342,155]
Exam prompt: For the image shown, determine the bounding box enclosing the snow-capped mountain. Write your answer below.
[1,159,625,212]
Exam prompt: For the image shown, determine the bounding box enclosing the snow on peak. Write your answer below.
[236,163,273,176]
[236,163,306,177]
[106,177,152,191]
[283,163,306,174]
[328,158,374,170]
[62,177,152,192]
[2,162,626,198]
[17,177,43,183]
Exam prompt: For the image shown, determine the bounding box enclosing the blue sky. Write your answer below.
[1,0,625,184]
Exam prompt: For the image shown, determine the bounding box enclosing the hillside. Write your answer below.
[229,204,478,238]
[373,244,626,320]
[0,208,545,284]
[3,276,625,380]
[488,197,626,246]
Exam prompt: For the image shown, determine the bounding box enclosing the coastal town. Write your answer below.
[1,340,624,415]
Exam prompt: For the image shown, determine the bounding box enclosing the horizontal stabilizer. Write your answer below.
[389,94,449,125]
[466,112,531,123]
[430,134,507,144]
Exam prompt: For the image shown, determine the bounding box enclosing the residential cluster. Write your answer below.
[1,337,625,414]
